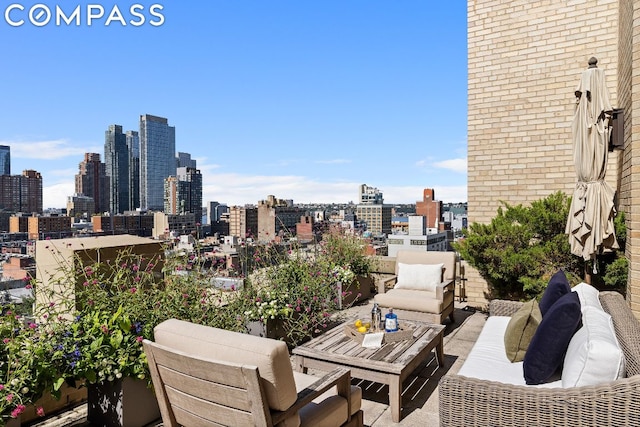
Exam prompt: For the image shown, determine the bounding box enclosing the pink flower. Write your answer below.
[28,322,37,329]
[130,287,137,294]
[0,384,4,390]
[136,336,143,343]
[36,406,45,417]
[6,393,13,402]
[3,338,10,344]
[11,404,25,418]
[134,276,141,282]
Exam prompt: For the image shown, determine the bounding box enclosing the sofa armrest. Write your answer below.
[439,374,640,427]
[271,368,352,425]
[489,299,524,317]
[377,275,397,294]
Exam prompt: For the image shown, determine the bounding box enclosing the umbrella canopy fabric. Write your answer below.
[566,60,618,261]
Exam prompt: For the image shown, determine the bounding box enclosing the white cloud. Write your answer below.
[315,159,352,165]
[43,173,468,210]
[43,180,74,209]
[202,173,467,206]
[3,139,101,160]
[433,158,467,173]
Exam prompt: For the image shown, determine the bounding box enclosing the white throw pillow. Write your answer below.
[562,306,625,388]
[572,282,603,311]
[394,262,443,292]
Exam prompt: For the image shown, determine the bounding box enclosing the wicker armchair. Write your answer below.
[439,291,640,427]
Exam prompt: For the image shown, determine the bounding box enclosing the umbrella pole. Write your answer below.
[584,263,592,284]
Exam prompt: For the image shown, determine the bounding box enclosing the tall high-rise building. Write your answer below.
[75,153,109,214]
[164,167,202,215]
[139,114,176,211]
[126,131,140,211]
[177,167,202,216]
[359,184,383,205]
[0,170,42,213]
[176,152,196,168]
[356,184,390,236]
[0,145,10,175]
[104,125,130,213]
[163,176,180,214]
[207,201,229,224]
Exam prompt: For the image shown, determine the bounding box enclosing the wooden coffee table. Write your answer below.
[292,319,445,423]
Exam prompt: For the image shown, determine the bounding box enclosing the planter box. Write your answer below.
[5,416,20,427]
[22,382,87,424]
[338,275,373,309]
[87,377,160,427]
[246,318,288,340]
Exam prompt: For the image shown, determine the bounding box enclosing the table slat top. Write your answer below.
[293,319,445,374]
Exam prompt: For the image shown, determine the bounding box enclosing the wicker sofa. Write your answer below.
[439,291,640,427]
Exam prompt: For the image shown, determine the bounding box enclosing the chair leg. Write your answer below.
[343,410,364,427]
[449,311,455,323]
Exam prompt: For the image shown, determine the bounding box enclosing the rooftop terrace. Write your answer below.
[29,300,485,427]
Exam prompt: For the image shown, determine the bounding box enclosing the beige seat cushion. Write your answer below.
[153,319,297,412]
[374,288,451,314]
[293,372,362,427]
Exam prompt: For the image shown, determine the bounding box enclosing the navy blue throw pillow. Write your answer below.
[539,269,571,316]
[523,291,582,385]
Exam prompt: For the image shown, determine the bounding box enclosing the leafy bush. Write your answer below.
[454,192,628,300]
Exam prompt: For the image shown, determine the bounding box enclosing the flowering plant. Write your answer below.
[32,247,165,388]
[0,307,48,422]
[330,265,355,284]
[238,241,354,345]
[320,231,377,277]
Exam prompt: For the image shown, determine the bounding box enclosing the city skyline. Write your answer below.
[0,2,467,208]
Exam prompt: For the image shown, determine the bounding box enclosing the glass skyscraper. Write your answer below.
[104,125,130,213]
[0,145,10,175]
[127,131,140,212]
[140,114,176,211]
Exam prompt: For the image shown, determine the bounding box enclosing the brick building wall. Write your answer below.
[466,0,626,307]
[620,0,640,313]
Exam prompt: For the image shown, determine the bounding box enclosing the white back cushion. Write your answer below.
[571,282,603,311]
[562,306,625,387]
[394,262,443,292]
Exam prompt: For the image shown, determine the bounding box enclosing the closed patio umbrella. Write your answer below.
[566,57,618,272]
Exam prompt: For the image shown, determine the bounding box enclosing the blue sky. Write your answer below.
[0,1,467,209]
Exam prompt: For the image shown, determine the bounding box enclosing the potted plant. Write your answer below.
[241,243,342,346]
[319,231,377,306]
[33,249,163,427]
[0,306,49,426]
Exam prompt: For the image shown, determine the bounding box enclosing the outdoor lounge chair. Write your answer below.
[374,250,456,324]
[143,319,364,427]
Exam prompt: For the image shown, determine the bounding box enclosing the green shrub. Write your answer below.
[455,192,628,300]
